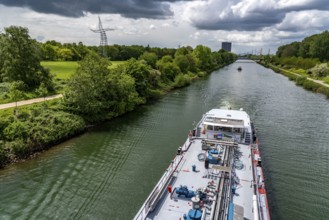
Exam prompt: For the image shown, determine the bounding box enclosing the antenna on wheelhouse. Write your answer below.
[90,16,114,57]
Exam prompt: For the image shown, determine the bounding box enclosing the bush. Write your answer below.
[308,63,329,78]
[0,83,11,101]
[173,74,191,88]
[0,107,86,162]
[0,142,9,167]
[296,76,307,86]
[317,87,329,98]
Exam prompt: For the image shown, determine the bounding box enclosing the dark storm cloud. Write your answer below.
[0,0,188,19]
[194,11,284,31]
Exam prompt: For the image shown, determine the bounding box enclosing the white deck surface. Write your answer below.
[233,144,254,219]
[146,139,256,220]
[147,139,211,219]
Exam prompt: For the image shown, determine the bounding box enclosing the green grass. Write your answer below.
[0,98,61,118]
[41,61,127,79]
[322,76,329,84]
[41,61,79,80]
[288,68,308,77]
[110,61,127,68]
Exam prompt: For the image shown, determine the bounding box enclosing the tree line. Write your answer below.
[64,45,237,122]
[0,25,237,167]
[276,30,329,62]
[261,30,329,99]
[266,30,329,79]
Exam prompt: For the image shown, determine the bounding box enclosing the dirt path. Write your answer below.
[0,94,63,110]
[269,64,329,88]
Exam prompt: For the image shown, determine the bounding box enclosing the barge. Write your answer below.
[134,108,270,220]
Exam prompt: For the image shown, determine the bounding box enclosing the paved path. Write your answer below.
[269,64,329,88]
[0,94,63,110]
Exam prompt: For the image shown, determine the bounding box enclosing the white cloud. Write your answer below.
[276,10,329,31]
[149,24,156,30]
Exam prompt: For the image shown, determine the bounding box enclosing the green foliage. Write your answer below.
[277,42,300,58]
[0,82,11,101]
[1,108,85,158]
[0,26,53,91]
[193,45,212,71]
[121,59,153,101]
[42,44,59,60]
[139,52,158,68]
[271,56,318,70]
[57,48,74,61]
[41,41,91,61]
[63,53,111,121]
[175,46,192,57]
[64,54,142,122]
[0,141,8,167]
[156,58,180,82]
[4,120,29,140]
[9,81,25,110]
[162,55,174,62]
[308,63,329,78]
[36,82,49,104]
[276,30,329,62]
[173,74,192,88]
[317,86,329,98]
[174,55,190,73]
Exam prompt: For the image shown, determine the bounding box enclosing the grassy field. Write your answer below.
[41,61,127,80]
[41,61,78,80]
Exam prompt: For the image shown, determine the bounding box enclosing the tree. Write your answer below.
[193,45,212,71]
[160,62,180,82]
[185,54,198,73]
[174,55,190,73]
[175,46,193,57]
[121,59,152,101]
[107,45,120,60]
[9,81,25,115]
[36,82,49,105]
[64,53,142,121]
[139,52,158,68]
[107,69,142,115]
[63,53,109,119]
[42,44,59,60]
[58,48,74,61]
[0,26,53,91]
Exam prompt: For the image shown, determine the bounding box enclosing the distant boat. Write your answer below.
[237,66,242,71]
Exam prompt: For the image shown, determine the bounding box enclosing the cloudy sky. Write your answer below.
[0,0,329,54]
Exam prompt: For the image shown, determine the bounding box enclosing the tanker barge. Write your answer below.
[134,108,270,220]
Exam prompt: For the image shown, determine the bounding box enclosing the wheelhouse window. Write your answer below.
[207,125,214,130]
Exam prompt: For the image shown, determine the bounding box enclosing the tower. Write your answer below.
[221,42,232,52]
[91,16,114,57]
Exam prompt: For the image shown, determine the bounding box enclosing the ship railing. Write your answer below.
[251,146,270,220]
[133,154,184,220]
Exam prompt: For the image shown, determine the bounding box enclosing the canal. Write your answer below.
[0,61,328,220]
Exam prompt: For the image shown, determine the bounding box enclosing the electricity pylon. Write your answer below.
[91,16,114,57]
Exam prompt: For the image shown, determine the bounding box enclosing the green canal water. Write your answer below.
[0,61,329,220]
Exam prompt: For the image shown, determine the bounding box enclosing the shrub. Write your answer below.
[308,63,329,78]
[173,74,191,88]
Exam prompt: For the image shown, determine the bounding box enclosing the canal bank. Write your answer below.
[260,62,329,98]
[0,60,328,219]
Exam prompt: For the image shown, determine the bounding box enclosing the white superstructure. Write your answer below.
[134,108,270,220]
